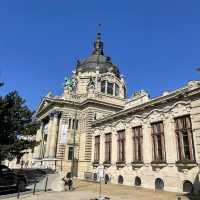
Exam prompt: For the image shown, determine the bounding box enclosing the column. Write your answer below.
[99,134,105,164]
[125,127,133,164]
[142,122,152,163]
[33,122,43,159]
[45,114,54,158]
[49,111,60,158]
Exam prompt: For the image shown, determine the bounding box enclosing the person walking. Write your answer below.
[67,178,73,191]
[62,173,73,191]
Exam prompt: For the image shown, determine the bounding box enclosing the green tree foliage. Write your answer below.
[0,91,39,163]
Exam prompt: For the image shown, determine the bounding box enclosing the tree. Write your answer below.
[0,90,39,163]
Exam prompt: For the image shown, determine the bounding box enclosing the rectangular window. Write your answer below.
[101,80,106,93]
[68,118,71,129]
[117,130,125,162]
[107,82,113,95]
[72,119,75,129]
[151,122,165,161]
[132,126,143,161]
[94,136,100,162]
[105,133,112,162]
[175,116,195,161]
[115,84,119,96]
[68,147,73,160]
[76,119,79,130]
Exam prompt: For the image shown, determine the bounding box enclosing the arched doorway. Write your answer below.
[105,174,109,184]
[135,176,141,186]
[183,180,193,193]
[155,178,164,191]
[118,175,124,184]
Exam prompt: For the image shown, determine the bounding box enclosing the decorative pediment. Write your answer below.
[170,102,191,117]
[115,121,126,131]
[94,128,101,135]
[35,98,51,116]
[141,101,190,122]
[144,110,163,122]
[104,126,112,134]
[127,115,143,126]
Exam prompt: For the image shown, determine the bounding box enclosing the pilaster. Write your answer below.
[99,134,105,164]
[125,127,133,164]
[142,122,152,163]
[164,116,177,163]
[111,130,118,163]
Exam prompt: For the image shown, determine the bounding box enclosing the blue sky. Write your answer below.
[0,0,200,110]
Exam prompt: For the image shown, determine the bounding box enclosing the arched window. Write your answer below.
[107,82,113,95]
[135,176,141,186]
[118,175,124,184]
[115,84,119,96]
[105,174,110,184]
[101,80,106,93]
[183,180,193,193]
[155,178,164,191]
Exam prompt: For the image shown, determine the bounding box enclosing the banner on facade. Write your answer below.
[59,123,68,144]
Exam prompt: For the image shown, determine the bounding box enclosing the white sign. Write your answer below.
[97,166,104,178]
[59,123,68,144]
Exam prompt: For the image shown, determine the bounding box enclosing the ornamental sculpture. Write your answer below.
[87,77,96,90]
[64,76,78,93]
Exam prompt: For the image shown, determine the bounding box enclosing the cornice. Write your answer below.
[93,85,199,127]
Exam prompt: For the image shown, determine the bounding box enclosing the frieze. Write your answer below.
[141,101,190,120]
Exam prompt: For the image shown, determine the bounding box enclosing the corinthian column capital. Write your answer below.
[51,110,62,118]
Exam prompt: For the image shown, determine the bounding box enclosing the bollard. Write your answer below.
[44,176,48,192]
[33,180,37,195]
[17,179,20,199]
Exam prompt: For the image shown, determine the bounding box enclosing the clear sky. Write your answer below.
[0,0,200,110]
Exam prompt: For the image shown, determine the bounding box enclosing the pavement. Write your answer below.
[2,178,200,200]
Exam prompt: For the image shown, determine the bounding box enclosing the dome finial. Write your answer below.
[97,23,102,39]
[92,24,104,55]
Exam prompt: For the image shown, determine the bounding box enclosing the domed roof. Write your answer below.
[76,33,120,78]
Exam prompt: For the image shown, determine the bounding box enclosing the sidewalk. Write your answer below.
[4,179,198,200]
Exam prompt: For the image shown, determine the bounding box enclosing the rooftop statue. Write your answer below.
[87,77,96,90]
[64,76,78,93]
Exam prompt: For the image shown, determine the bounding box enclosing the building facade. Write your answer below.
[33,33,200,193]
[91,82,200,193]
[33,33,126,178]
